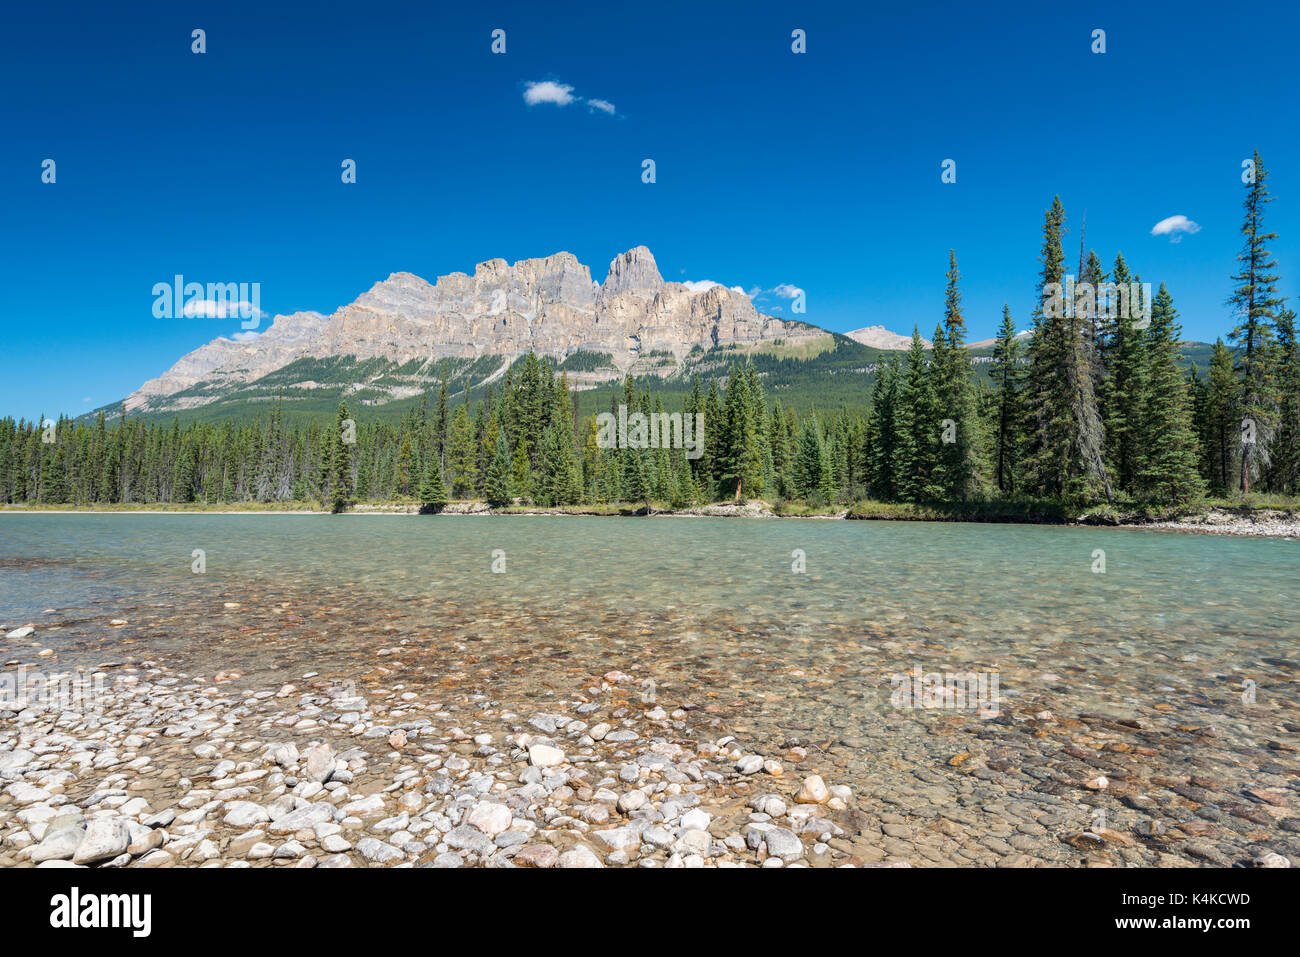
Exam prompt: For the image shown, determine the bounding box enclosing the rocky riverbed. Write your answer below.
[2,515,1297,869]
[2,649,1296,869]
[1,663,867,869]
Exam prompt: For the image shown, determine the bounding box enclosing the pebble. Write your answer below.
[528,744,565,767]
[796,774,830,804]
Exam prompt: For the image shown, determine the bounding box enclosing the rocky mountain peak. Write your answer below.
[601,246,663,298]
[353,273,438,315]
[257,310,328,342]
[123,246,824,415]
[844,325,931,350]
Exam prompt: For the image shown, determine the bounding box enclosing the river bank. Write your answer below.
[3,501,1297,537]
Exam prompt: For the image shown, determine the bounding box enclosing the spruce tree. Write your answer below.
[794,416,826,500]
[535,423,580,507]
[894,328,939,501]
[718,363,764,499]
[395,435,414,496]
[1100,253,1148,491]
[1229,150,1283,492]
[1024,197,1113,502]
[769,400,795,499]
[702,380,722,494]
[1199,339,1238,491]
[933,250,982,498]
[509,435,532,502]
[433,378,449,465]
[447,403,478,496]
[323,401,353,513]
[417,451,448,512]
[868,359,901,500]
[1269,306,1300,493]
[989,304,1023,493]
[624,446,649,509]
[1133,284,1206,502]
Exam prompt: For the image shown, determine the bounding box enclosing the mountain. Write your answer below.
[967,330,1031,348]
[121,247,827,416]
[98,245,1216,425]
[845,326,929,350]
[129,311,329,411]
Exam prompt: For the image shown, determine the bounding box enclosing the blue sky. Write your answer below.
[3,0,1297,419]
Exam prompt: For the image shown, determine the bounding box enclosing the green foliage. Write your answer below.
[989,304,1023,493]
[323,401,353,513]
[417,448,448,511]
[485,430,512,507]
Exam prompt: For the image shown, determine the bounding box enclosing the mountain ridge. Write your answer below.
[124,246,824,415]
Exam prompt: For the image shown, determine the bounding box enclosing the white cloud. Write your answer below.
[681,280,748,296]
[771,283,805,300]
[81,396,91,403]
[229,331,261,342]
[522,80,616,116]
[523,80,576,107]
[1150,214,1201,243]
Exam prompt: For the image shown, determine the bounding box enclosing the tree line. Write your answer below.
[2,152,1295,511]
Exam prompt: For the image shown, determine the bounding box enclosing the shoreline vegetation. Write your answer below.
[4,497,1298,536]
[5,157,1299,527]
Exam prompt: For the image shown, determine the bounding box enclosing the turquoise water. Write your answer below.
[3,513,1297,864]
[2,514,1295,716]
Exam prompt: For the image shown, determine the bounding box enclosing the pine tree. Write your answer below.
[989,304,1023,493]
[417,450,448,512]
[623,447,649,508]
[702,380,722,494]
[769,402,796,499]
[509,433,532,502]
[1269,306,1300,493]
[323,401,353,513]
[535,423,580,507]
[1100,253,1148,491]
[395,435,414,496]
[433,378,449,465]
[718,363,764,499]
[894,328,939,501]
[1229,150,1284,493]
[868,359,901,500]
[1198,339,1238,491]
[1133,284,1206,502]
[1024,197,1113,502]
[485,430,512,507]
[932,250,982,498]
[447,403,478,496]
[794,416,826,500]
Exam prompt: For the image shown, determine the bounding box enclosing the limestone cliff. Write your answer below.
[125,247,818,412]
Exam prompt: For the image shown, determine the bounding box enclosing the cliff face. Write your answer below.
[125,247,816,412]
[128,311,329,410]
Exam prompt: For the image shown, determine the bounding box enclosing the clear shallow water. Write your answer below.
[2,514,1298,864]
[2,512,1296,727]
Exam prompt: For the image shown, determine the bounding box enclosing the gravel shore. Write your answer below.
[1137,508,1300,538]
[6,503,1299,537]
[3,650,1296,869]
[2,664,865,869]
